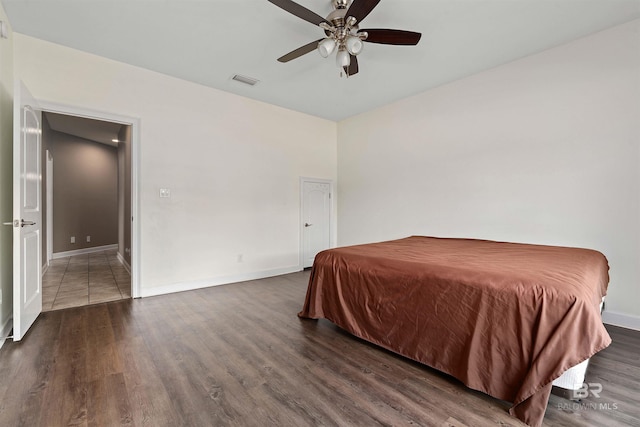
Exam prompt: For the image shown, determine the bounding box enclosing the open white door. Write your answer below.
[12,81,42,341]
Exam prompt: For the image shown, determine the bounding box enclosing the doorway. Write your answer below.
[41,111,132,310]
[38,101,140,302]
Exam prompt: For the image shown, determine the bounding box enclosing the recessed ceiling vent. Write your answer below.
[231,74,259,86]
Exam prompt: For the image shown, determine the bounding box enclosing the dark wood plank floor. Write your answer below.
[0,271,638,427]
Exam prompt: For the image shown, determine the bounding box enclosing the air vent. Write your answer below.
[231,74,260,86]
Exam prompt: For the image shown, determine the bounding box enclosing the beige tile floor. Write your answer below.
[42,249,131,311]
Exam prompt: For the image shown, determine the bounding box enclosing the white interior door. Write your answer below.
[12,81,42,341]
[302,180,331,268]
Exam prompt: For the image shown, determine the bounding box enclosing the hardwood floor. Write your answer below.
[0,271,638,427]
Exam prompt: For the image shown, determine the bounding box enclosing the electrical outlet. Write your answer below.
[86,236,91,243]
[70,236,75,244]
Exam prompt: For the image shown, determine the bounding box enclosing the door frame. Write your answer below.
[38,101,142,298]
[45,150,53,267]
[299,177,336,270]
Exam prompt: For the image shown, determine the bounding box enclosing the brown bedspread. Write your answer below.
[298,236,611,427]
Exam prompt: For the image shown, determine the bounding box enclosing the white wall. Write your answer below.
[0,4,14,346]
[13,34,337,295]
[338,20,640,325]
[6,19,639,328]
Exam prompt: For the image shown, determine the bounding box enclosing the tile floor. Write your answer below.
[42,249,131,311]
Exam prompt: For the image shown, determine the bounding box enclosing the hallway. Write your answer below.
[42,249,131,311]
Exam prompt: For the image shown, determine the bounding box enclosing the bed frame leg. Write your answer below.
[551,386,582,402]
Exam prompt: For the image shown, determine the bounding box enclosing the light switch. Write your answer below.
[159,188,171,198]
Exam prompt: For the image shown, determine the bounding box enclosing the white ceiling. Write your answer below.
[44,112,125,147]
[3,0,640,121]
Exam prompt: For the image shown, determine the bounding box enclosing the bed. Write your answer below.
[298,236,611,427]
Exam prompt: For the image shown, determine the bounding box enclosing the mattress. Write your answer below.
[553,359,591,390]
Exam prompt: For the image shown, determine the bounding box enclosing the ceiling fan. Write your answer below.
[268,0,421,77]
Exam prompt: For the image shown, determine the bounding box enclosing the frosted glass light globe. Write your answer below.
[345,36,363,55]
[336,48,351,67]
[318,38,336,58]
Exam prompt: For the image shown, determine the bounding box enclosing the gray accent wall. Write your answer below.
[117,125,131,267]
[50,130,118,253]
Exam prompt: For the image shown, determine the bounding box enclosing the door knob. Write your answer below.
[304,223,313,227]
[21,219,36,227]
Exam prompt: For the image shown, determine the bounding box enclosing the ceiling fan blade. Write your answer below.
[360,29,422,45]
[344,55,359,76]
[277,39,323,63]
[268,0,330,27]
[345,0,381,24]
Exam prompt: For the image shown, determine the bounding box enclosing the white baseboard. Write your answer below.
[0,315,13,350]
[53,244,118,259]
[42,262,49,276]
[602,310,640,331]
[140,265,302,298]
[116,252,131,274]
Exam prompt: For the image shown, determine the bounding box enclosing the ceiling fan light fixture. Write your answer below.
[345,35,363,55]
[269,0,422,77]
[336,46,350,67]
[318,38,336,58]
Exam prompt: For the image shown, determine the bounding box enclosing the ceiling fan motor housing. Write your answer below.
[332,0,349,10]
[327,8,347,28]
[325,3,366,52]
